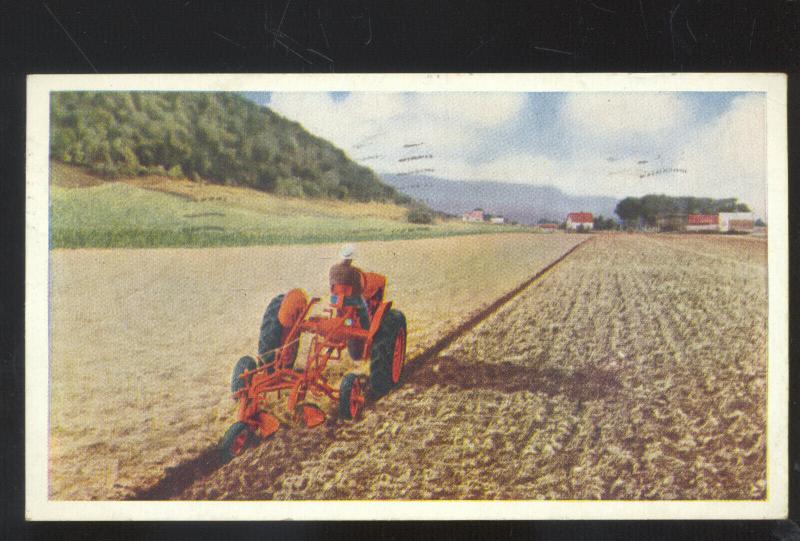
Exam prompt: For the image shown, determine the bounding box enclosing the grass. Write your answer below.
[49,164,529,248]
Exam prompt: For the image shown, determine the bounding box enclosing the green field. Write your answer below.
[50,182,527,248]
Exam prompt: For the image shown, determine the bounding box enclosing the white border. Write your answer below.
[25,73,788,521]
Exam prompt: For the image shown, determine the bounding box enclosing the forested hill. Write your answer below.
[50,92,410,203]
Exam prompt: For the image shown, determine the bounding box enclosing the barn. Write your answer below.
[462,209,485,222]
[718,212,755,233]
[687,214,718,232]
[566,212,593,230]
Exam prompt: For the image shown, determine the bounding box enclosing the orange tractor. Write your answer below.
[218,272,407,461]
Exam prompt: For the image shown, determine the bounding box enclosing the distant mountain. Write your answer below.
[382,174,619,224]
[50,92,410,204]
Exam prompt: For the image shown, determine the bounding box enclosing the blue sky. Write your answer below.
[241,91,766,218]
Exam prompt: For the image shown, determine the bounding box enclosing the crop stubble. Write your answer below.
[177,234,767,501]
[48,233,584,499]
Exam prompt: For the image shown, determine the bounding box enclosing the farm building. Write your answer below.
[462,209,485,222]
[719,212,755,232]
[687,214,719,232]
[490,216,506,224]
[566,212,593,230]
[537,223,558,233]
[656,214,687,232]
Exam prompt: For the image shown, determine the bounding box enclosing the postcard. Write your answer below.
[26,73,788,520]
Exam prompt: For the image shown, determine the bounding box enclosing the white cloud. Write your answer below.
[267,92,527,174]
[535,93,766,218]
[675,94,766,218]
[463,154,644,197]
[267,93,406,151]
[434,153,558,184]
[562,93,694,137]
[414,93,526,126]
[266,91,766,219]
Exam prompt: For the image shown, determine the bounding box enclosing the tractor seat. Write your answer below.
[330,284,353,308]
[330,283,370,330]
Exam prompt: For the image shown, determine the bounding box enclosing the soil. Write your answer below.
[49,233,584,499]
[174,234,768,501]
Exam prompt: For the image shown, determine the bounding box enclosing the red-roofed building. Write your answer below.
[462,208,485,222]
[687,214,719,232]
[566,212,594,230]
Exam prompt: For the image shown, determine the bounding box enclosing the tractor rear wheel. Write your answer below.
[231,355,257,395]
[258,293,300,372]
[339,373,365,420]
[219,422,251,462]
[369,309,407,398]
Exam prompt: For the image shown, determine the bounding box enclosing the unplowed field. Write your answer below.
[49,234,584,499]
[177,234,767,501]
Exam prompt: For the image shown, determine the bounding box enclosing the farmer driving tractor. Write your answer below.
[329,244,371,330]
[219,243,408,461]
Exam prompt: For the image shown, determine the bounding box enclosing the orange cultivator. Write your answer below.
[218,273,407,462]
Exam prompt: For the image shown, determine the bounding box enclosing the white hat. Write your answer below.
[339,244,356,259]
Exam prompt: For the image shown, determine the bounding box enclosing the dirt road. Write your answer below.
[177,234,767,500]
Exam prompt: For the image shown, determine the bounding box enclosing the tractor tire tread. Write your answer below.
[338,373,359,420]
[258,293,298,372]
[218,421,251,463]
[231,355,257,394]
[369,309,406,398]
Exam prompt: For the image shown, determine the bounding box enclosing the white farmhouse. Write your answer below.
[566,212,594,230]
[718,212,755,233]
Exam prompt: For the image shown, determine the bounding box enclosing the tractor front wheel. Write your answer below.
[369,309,407,398]
[230,355,257,395]
[339,373,365,420]
[219,422,251,462]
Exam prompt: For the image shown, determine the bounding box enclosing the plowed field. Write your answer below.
[49,233,584,499]
[176,234,767,501]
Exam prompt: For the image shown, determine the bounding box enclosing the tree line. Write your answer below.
[614,195,751,227]
[50,92,411,204]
